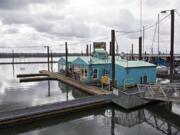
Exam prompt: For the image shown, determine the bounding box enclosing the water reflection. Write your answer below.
[0,60,179,135]
[0,64,88,112]
[0,103,179,135]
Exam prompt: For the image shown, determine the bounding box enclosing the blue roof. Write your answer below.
[58,56,77,64]
[116,59,156,68]
[73,56,111,65]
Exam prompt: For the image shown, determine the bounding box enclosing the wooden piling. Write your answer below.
[47,46,50,72]
[65,42,68,76]
[170,10,175,83]
[139,37,142,60]
[111,30,115,89]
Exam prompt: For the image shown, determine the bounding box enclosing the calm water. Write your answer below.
[0,58,179,135]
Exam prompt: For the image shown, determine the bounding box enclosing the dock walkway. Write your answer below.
[0,95,113,127]
[38,70,111,95]
[138,83,180,102]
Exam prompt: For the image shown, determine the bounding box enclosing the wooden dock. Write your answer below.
[0,95,113,127]
[36,70,111,95]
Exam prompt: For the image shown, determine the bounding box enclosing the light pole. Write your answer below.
[158,14,160,55]
[160,9,175,83]
[142,25,148,55]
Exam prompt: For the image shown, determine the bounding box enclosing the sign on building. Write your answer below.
[93,42,106,51]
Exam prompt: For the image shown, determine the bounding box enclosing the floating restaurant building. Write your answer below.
[58,48,157,88]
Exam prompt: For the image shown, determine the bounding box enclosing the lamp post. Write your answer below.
[160,9,175,83]
[142,25,148,55]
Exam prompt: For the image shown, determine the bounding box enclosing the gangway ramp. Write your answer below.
[138,83,180,102]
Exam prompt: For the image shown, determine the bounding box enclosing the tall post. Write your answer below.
[51,50,53,72]
[111,30,115,89]
[109,41,112,56]
[170,10,175,83]
[86,44,89,56]
[47,46,50,72]
[65,42,68,76]
[158,14,160,55]
[139,37,142,60]
[90,44,91,56]
[142,26,145,54]
[131,44,134,60]
[12,49,15,64]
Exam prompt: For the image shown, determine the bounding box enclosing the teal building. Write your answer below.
[58,49,157,88]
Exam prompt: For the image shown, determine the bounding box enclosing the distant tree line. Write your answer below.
[0,53,83,58]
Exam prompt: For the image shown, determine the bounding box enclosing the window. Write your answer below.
[93,68,98,79]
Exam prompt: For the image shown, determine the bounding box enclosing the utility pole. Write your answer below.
[170,10,175,83]
[111,30,115,89]
[158,14,160,55]
[65,42,68,76]
[142,26,145,54]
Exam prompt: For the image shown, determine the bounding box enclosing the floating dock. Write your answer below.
[0,95,113,127]
[18,70,112,95]
[18,71,155,109]
[12,70,175,128]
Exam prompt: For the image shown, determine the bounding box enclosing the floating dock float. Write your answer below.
[19,77,56,82]
[17,73,48,78]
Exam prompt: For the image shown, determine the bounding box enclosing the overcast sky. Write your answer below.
[0,0,179,53]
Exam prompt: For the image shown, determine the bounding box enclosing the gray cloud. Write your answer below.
[144,0,170,7]
[0,0,45,10]
[31,19,91,38]
[4,27,19,34]
[0,0,178,53]
[0,0,67,10]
